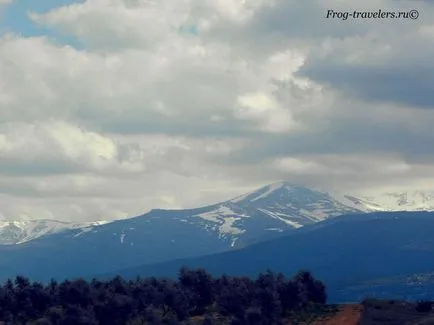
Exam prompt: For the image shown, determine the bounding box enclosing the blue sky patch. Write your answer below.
[179,24,199,36]
[0,0,83,48]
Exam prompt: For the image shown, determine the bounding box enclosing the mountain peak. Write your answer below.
[229,181,322,205]
[264,180,306,190]
[0,219,110,245]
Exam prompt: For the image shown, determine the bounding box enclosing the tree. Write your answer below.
[244,306,266,325]
[293,270,327,307]
[179,268,214,315]
[0,267,328,324]
[28,317,53,325]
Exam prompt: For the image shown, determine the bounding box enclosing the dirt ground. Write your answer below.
[310,304,363,325]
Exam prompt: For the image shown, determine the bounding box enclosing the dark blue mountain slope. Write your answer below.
[98,211,434,302]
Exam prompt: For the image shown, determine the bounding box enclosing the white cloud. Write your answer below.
[0,0,434,221]
[273,154,413,178]
[236,92,298,133]
[273,157,325,174]
[0,120,147,174]
[28,0,272,50]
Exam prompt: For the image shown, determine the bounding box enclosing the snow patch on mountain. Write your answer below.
[193,182,368,237]
[195,205,236,223]
[72,226,94,238]
[250,181,286,202]
[265,228,284,232]
[361,191,434,212]
[328,192,383,212]
[0,219,110,245]
[194,182,434,239]
[257,208,303,228]
[193,205,247,236]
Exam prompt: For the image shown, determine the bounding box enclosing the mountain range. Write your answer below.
[0,181,362,246]
[1,181,434,292]
[0,182,365,282]
[2,181,434,246]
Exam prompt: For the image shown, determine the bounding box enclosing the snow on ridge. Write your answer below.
[360,191,434,212]
[71,227,94,238]
[297,208,329,222]
[327,189,434,212]
[193,205,248,235]
[230,181,292,203]
[250,182,287,202]
[257,208,303,228]
[195,205,235,223]
[0,219,113,245]
[72,220,110,229]
[1,219,74,245]
[327,191,376,213]
[219,217,245,235]
[230,192,251,203]
[265,228,284,232]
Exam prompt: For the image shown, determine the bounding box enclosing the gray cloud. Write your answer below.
[1,0,434,221]
[230,120,434,162]
[298,44,434,109]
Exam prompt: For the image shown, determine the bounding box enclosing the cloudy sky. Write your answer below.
[0,0,433,222]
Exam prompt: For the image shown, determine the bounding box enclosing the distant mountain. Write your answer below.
[361,190,434,212]
[0,219,110,245]
[2,182,433,247]
[101,211,434,303]
[0,182,368,283]
[0,182,367,246]
[185,181,371,246]
[2,182,434,284]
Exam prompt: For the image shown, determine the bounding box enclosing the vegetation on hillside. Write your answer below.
[358,298,434,325]
[0,268,327,325]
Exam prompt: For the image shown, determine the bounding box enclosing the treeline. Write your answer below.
[0,268,327,325]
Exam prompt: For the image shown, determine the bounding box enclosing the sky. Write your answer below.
[0,0,434,222]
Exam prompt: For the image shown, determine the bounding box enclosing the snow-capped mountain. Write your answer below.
[0,182,370,282]
[0,181,367,247]
[1,181,434,283]
[360,190,434,212]
[164,182,434,245]
[2,182,434,247]
[190,182,367,246]
[0,219,110,245]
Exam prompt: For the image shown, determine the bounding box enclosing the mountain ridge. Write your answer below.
[1,182,434,284]
[0,219,110,245]
[0,182,367,283]
[2,181,434,246]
